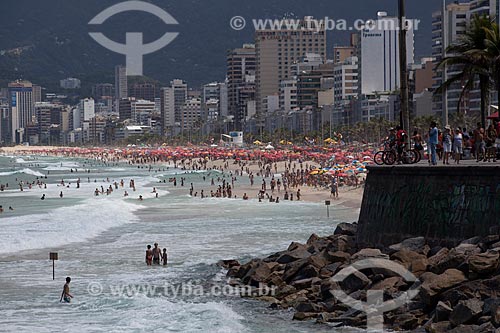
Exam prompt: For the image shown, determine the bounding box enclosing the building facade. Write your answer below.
[255,17,327,115]
[359,13,415,95]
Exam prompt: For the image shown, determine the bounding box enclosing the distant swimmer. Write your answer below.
[139,195,143,201]
[9,206,13,211]
[41,194,46,200]
[124,191,129,197]
[0,206,3,213]
[60,277,73,303]
[59,191,63,198]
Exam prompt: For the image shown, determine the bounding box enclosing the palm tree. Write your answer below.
[484,21,500,110]
[436,15,493,128]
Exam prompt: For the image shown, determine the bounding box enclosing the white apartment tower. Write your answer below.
[359,12,415,95]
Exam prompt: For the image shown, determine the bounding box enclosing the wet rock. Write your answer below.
[334,222,357,237]
[217,259,240,269]
[242,261,278,286]
[449,299,484,327]
[293,312,317,321]
[306,234,320,245]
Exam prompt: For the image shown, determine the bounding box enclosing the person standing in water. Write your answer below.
[152,243,161,265]
[162,248,168,266]
[145,245,153,265]
[60,277,73,303]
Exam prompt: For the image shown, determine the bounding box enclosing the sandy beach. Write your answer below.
[1,145,365,210]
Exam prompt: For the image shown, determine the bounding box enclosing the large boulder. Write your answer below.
[428,249,467,275]
[334,222,357,237]
[227,258,260,278]
[391,249,428,277]
[293,264,320,281]
[217,259,240,269]
[241,261,278,286]
[449,299,484,327]
[325,251,351,264]
[339,270,371,294]
[308,250,333,269]
[277,248,311,264]
[389,237,426,253]
[420,269,468,306]
[351,248,389,262]
[468,250,500,276]
[282,258,309,283]
[371,276,406,295]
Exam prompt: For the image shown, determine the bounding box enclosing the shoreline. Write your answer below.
[1,145,365,209]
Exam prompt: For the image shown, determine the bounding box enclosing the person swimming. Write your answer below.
[41,194,46,200]
[60,277,73,303]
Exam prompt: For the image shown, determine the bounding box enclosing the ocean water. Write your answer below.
[0,154,360,333]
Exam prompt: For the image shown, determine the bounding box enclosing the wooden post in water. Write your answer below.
[49,252,58,280]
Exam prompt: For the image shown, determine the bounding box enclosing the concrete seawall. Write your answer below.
[357,166,500,247]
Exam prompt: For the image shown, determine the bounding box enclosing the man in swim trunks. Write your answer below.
[60,277,73,303]
[152,243,161,265]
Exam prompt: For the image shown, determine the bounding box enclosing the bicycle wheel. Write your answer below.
[384,151,397,165]
[374,151,385,165]
[414,149,422,163]
[404,150,418,164]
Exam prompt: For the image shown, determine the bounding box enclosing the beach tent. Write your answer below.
[253,140,263,145]
[265,144,275,150]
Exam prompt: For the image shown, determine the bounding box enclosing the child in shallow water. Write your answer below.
[162,248,168,266]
